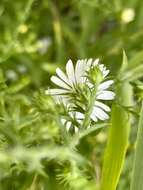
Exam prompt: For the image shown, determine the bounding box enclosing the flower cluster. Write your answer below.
[46,59,115,132]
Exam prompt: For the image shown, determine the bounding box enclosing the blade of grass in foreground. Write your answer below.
[100,82,133,190]
[100,52,133,190]
[130,102,143,190]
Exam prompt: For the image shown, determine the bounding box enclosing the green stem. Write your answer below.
[130,101,143,190]
[83,87,97,129]
[49,1,64,63]
[28,174,38,190]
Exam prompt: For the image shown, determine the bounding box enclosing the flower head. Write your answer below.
[121,8,135,23]
[46,58,115,131]
[47,59,94,94]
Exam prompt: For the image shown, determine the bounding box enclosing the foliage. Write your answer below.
[0,0,143,190]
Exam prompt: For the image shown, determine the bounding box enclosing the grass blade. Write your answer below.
[130,102,143,190]
[100,81,133,190]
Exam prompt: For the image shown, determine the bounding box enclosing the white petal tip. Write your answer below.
[56,67,60,73]
[50,76,55,82]
[93,58,100,66]
[97,91,115,100]
[45,90,49,95]
[67,59,73,64]
[75,127,79,133]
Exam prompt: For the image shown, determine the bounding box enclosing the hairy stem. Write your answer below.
[83,87,97,129]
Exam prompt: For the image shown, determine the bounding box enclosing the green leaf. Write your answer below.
[0,69,7,91]
[130,102,143,190]
[79,123,107,139]
[100,82,133,190]
[119,50,128,73]
[120,50,143,81]
[121,64,143,81]
[7,76,30,93]
[69,123,107,148]
[129,50,143,68]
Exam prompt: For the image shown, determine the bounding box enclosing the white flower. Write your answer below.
[47,59,93,93]
[37,37,52,55]
[6,70,18,81]
[17,65,27,73]
[46,58,99,96]
[46,59,115,130]
[121,8,135,23]
[18,24,28,34]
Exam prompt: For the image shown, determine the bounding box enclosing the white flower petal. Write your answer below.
[51,76,71,90]
[98,80,114,91]
[75,126,79,133]
[56,68,70,85]
[87,82,94,88]
[46,88,69,95]
[75,112,85,120]
[86,58,93,69]
[75,60,84,83]
[103,70,109,77]
[66,59,76,85]
[93,58,99,66]
[99,64,105,72]
[90,113,98,122]
[52,95,69,104]
[66,121,72,131]
[94,101,111,112]
[92,107,109,120]
[61,118,66,125]
[97,90,115,100]
[76,59,88,83]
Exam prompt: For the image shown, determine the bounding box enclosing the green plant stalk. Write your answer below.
[100,82,133,190]
[130,102,143,190]
[83,87,97,129]
[50,1,63,63]
[28,174,38,190]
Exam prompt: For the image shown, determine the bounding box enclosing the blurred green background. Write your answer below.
[0,0,143,189]
[1,0,143,89]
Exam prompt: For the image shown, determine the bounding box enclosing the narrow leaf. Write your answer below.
[100,82,133,190]
[120,50,128,73]
[129,50,143,69]
[130,102,143,190]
